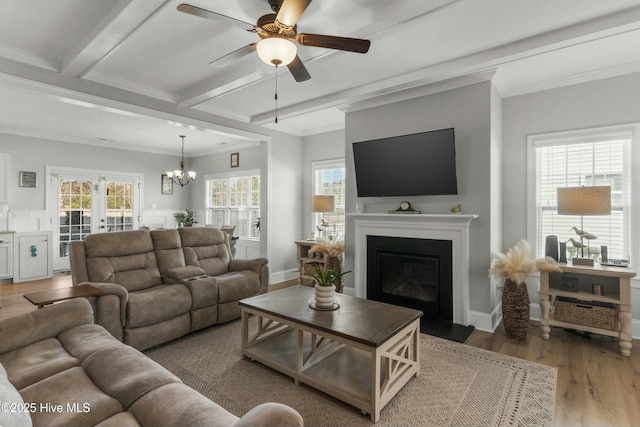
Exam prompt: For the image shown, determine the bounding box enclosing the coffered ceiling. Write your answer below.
[1,0,640,156]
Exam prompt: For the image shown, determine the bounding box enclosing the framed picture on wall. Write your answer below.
[230,152,239,168]
[19,171,37,188]
[161,174,173,195]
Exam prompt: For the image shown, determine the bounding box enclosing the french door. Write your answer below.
[47,167,142,271]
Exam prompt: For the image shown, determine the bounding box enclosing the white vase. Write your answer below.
[314,284,336,308]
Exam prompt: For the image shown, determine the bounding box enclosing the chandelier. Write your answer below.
[166,135,196,187]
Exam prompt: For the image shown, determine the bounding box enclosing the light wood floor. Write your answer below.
[1,273,639,426]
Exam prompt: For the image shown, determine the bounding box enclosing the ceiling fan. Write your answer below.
[177,0,371,82]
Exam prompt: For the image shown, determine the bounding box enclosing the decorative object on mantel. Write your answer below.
[557,186,611,266]
[389,200,421,214]
[166,135,196,187]
[489,239,562,340]
[309,264,350,310]
[309,237,346,293]
[449,204,462,214]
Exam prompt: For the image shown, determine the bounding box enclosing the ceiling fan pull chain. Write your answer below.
[274,63,279,123]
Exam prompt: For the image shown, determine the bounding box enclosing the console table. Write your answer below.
[295,240,325,286]
[539,262,636,356]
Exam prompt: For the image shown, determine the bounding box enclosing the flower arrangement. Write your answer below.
[173,210,196,226]
[488,239,561,284]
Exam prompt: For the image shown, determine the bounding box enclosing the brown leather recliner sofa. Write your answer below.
[0,298,303,427]
[69,227,268,350]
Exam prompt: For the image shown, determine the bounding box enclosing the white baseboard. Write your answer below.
[269,268,298,285]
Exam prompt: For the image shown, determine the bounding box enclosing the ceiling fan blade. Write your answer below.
[177,4,255,32]
[287,55,311,82]
[276,0,312,29]
[209,43,257,67]
[297,33,370,53]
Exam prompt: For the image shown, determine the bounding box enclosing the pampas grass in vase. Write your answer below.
[310,238,346,293]
[489,239,562,340]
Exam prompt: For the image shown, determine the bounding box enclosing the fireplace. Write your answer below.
[350,212,478,339]
[367,236,453,322]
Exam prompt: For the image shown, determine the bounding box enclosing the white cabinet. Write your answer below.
[0,232,13,281]
[13,231,53,283]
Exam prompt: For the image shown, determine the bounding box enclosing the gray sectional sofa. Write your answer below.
[69,227,268,350]
[0,298,304,427]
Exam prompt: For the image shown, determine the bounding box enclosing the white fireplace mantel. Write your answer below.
[349,213,478,325]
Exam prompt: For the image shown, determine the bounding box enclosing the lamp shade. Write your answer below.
[312,195,335,213]
[256,38,297,66]
[557,186,611,215]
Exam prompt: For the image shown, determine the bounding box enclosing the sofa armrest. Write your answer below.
[229,258,269,294]
[163,266,206,283]
[0,298,94,354]
[77,282,129,342]
[233,402,303,427]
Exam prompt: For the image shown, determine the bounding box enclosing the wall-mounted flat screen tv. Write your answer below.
[352,128,458,197]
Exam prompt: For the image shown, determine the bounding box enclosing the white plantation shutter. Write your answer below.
[534,132,631,261]
[312,159,346,236]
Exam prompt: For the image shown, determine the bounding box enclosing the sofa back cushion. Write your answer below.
[83,230,161,292]
[178,227,231,276]
[150,229,186,273]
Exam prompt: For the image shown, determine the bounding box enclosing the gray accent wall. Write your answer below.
[344,81,501,316]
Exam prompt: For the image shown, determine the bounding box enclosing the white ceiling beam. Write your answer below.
[251,4,640,124]
[62,0,172,77]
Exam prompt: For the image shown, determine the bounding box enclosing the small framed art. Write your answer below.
[19,171,37,188]
[230,152,239,168]
[161,174,173,195]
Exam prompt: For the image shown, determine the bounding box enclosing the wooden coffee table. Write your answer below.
[239,286,422,422]
[24,284,103,309]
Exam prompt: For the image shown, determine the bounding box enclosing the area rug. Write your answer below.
[145,319,556,427]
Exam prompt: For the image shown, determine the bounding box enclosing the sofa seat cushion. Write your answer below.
[81,345,181,409]
[217,270,261,303]
[0,338,80,390]
[126,285,191,328]
[20,366,123,427]
[0,363,32,427]
[95,412,141,427]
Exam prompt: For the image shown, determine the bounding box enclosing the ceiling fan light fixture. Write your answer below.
[256,37,297,66]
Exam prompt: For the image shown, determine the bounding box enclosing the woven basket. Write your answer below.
[554,298,618,330]
[502,280,530,340]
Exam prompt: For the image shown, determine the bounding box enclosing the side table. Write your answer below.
[539,262,635,356]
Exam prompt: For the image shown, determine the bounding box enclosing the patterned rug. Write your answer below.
[145,319,556,427]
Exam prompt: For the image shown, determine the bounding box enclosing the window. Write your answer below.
[312,159,345,237]
[529,127,632,262]
[205,171,260,239]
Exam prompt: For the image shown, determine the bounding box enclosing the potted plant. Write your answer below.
[310,265,351,309]
[173,211,187,227]
[309,237,346,293]
[173,210,196,227]
[489,239,561,340]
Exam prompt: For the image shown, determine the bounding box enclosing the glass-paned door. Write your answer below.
[48,168,142,271]
[58,178,93,260]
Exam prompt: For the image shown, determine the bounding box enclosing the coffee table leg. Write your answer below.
[294,329,303,385]
[240,310,249,360]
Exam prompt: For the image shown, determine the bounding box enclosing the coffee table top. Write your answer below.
[240,286,422,347]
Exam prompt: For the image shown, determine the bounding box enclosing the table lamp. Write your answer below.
[312,195,335,237]
[557,186,611,266]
